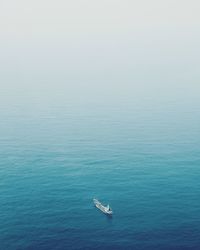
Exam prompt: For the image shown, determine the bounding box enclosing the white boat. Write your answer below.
[93,198,113,215]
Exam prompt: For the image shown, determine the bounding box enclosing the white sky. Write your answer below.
[0,0,200,105]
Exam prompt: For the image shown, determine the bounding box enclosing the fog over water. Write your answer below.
[0,1,200,250]
[1,0,200,105]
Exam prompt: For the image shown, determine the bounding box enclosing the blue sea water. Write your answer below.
[0,96,200,250]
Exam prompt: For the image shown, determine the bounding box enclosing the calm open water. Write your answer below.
[0,97,200,250]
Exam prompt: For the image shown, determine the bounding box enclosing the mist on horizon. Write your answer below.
[0,0,199,107]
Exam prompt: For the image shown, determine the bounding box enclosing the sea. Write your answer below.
[0,90,200,250]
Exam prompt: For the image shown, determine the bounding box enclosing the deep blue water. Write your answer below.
[0,98,200,250]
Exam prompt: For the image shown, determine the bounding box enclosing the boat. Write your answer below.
[93,198,113,215]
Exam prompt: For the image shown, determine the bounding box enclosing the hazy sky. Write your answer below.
[0,0,200,106]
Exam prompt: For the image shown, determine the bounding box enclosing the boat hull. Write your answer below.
[93,199,113,215]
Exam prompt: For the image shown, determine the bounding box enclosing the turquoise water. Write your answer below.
[0,97,200,250]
